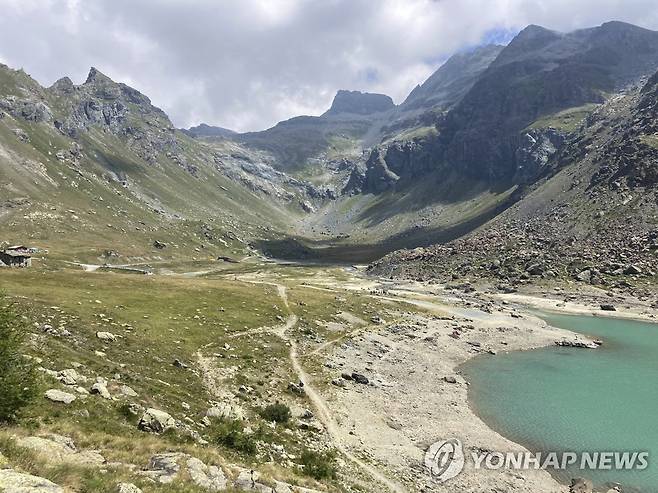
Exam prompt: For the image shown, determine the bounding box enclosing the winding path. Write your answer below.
[222,277,408,493]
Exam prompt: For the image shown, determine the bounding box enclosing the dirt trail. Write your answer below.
[274,283,408,493]
[221,276,408,493]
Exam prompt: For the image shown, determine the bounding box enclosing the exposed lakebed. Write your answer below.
[463,312,658,492]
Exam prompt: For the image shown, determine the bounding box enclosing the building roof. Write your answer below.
[1,250,31,258]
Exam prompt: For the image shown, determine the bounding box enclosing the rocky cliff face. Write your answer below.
[324,90,395,116]
[357,22,658,195]
[368,67,658,286]
[47,67,184,169]
[360,138,443,193]
[442,22,658,182]
[588,72,658,188]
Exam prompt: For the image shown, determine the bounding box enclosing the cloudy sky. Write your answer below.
[1,0,658,132]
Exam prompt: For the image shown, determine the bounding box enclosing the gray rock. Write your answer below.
[90,382,111,399]
[117,483,142,493]
[138,408,176,434]
[96,331,117,342]
[570,477,593,493]
[119,385,138,397]
[44,389,77,404]
[186,457,227,491]
[16,435,105,466]
[143,453,185,484]
[0,469,63,493]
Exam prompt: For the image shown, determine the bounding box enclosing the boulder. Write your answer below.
[142,453,185,484]
[0,469,63,493]
[117,483,143,493]
[570,477,593,493]
[138,408,176,434]
[186,457,227,491]
[600,304,617,312]
[90,382,111,399]
[96,331,117,342]
[351,373,369,385]
[16,435,105,466]
[44,389,77,404]
[57,369,83,386]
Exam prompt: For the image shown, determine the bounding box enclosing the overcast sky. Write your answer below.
[1,0,658,132]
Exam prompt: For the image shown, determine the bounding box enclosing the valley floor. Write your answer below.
[1,257,654,493]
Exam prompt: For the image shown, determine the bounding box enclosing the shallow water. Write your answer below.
[462,312,658,492]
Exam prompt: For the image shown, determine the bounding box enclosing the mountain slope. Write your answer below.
[400,44,504,112]
[358,21,658,197]
[0,64,310,262]
[368,69,658,285]
[443,21,658,182]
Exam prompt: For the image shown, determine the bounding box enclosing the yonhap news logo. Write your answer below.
[424,439,649,484]
[424,439,465,483]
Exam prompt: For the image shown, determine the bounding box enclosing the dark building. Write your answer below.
[0,246,33,267]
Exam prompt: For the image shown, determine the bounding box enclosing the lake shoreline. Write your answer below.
[314,276,605,492]
[463,287,658,493]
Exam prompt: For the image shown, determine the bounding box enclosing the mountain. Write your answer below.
[443,21,658,182]
[3,21,658,266]
[400,44,504,112]
[0,64,316,263]
[357,21,658,197]
[323,90,395,116]
[369,66,658,284]
[182,123,236,138]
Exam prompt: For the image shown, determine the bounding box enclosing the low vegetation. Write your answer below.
[0,294,38,423]
[299,449,338,480]
[260,402,291,424]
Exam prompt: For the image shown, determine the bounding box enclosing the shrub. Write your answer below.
[260,402,291,424]
[0,296,37,422]
[299,449,337,480]
[209,419,257,455]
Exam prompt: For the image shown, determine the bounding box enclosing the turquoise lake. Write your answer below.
[462,312,658,493]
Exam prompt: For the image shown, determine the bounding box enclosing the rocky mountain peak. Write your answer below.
[183,123,236,139]
[491,24,561,65]
[325,90,395,116]
[85,66,113,85]
[50,76,75,95]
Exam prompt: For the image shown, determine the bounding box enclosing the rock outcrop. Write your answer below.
[325,90,395,116]
[0,469,63,493]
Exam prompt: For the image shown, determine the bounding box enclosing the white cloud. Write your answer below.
[0,0,657,131]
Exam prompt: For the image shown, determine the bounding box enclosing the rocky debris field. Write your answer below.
[369,75,658,296]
